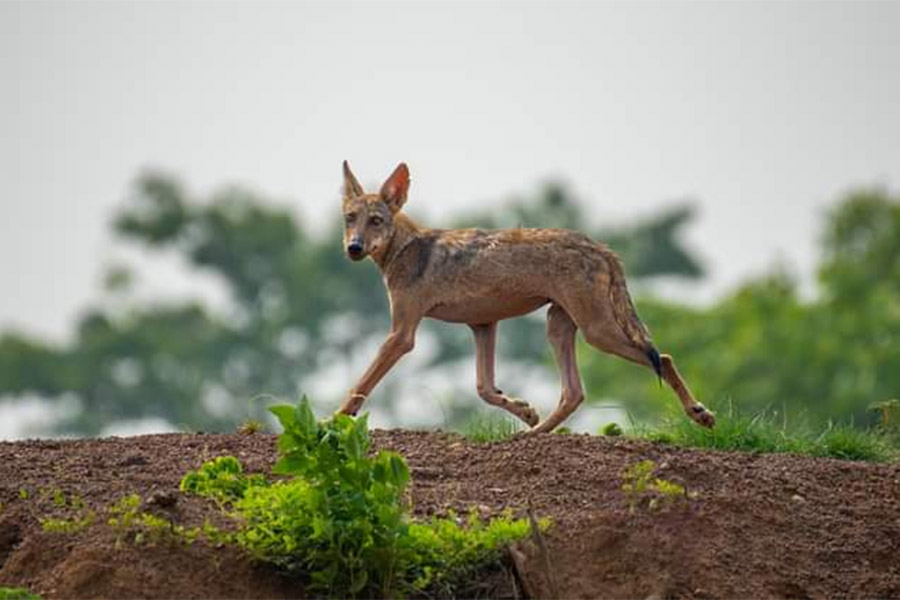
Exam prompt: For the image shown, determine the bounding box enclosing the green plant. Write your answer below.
[106,493,204,546]
[812,424,895,461]
[601,422,623,436]
[0,588,42,600]
[462,412,521,443]
[179,456,267,505]
[869,399,900,433]
[40,512,95,534]
[621,459,692,513]
[405,510,540,594]
[635,403,896,462]
[237,418,266,435]
[181,397,536,598]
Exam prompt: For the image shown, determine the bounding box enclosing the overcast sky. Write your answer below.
[2,1,899,342]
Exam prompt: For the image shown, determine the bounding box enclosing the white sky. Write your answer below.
[2,1,899,342]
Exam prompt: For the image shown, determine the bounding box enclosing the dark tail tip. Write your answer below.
[647,347,663,384]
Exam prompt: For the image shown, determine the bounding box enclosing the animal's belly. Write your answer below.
[425,296,549,324]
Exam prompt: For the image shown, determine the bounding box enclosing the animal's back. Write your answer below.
[431,226,618,288]
[408,227,625,324]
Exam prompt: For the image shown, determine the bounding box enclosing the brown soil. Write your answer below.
[1,430,899,599]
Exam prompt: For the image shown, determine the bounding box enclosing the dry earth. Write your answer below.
[1,430,899,599]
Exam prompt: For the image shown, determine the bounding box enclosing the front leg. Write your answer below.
[338,319,420,416]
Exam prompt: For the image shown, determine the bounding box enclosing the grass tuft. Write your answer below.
[461,412,522,443]
[634,404,896,463]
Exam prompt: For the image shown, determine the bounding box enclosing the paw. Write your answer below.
[511,399,540,427]
[689,404,716,428]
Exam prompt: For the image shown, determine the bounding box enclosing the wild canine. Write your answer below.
[337,161,715,433]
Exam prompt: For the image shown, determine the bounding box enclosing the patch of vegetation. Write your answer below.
[36,489,224,549]
[621,459,693,513]
[601,422,623,437]
[106,494,205,546]
[182,397,538,598]
[635,404,896,462]
[461,412,521,443]
[237,418,266,435]
[870,399,900,434]
[0,588,42,600]
[41,512,95,534]
[180,456,268,505]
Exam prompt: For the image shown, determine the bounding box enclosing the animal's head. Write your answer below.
[341,161,410,262]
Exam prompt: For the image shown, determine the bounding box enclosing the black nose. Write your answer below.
[347,242,363,257]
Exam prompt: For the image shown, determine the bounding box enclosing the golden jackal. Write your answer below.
[337,161,714,433]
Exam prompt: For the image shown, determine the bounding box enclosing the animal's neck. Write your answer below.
[374,212,426,272]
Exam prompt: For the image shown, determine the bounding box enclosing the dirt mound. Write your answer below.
[1,430,899,599]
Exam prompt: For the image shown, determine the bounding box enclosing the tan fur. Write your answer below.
[338,161,715,432]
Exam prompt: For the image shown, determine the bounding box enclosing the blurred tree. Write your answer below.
[0,174,702,435]
[580,187,900,427]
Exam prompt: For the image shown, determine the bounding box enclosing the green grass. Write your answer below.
[461,412,522,443]
[633,404,897,463]
[0,588,42,600]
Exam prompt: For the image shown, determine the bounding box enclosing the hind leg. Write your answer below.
[530,305,585,434]
[659,354,715,428]
[470,322,540,427]
[580,321,715,429]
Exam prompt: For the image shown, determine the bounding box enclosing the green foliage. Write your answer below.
[181,397,535,598]
[405,511,537,594]
[461,412,521,443]
[179,456,267,505]
[601,422,623,437]
[106,494,205,546]
[811,426,895,462]
[620,459,692,513]
[40,512,95,534]
[636,404,896,462]
[0,588,42,600]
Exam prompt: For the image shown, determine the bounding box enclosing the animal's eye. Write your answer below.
[369,215,384,227]
[345,213,357,224]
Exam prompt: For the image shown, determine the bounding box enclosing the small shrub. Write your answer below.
[621,459,692,513]
[601,422,623,437]
[179,456,267,505]
[237,419,266,435]
[182,397,536,598]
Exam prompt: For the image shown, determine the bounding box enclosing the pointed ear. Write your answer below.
[343,160,364,200]
[380,163,410,213]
